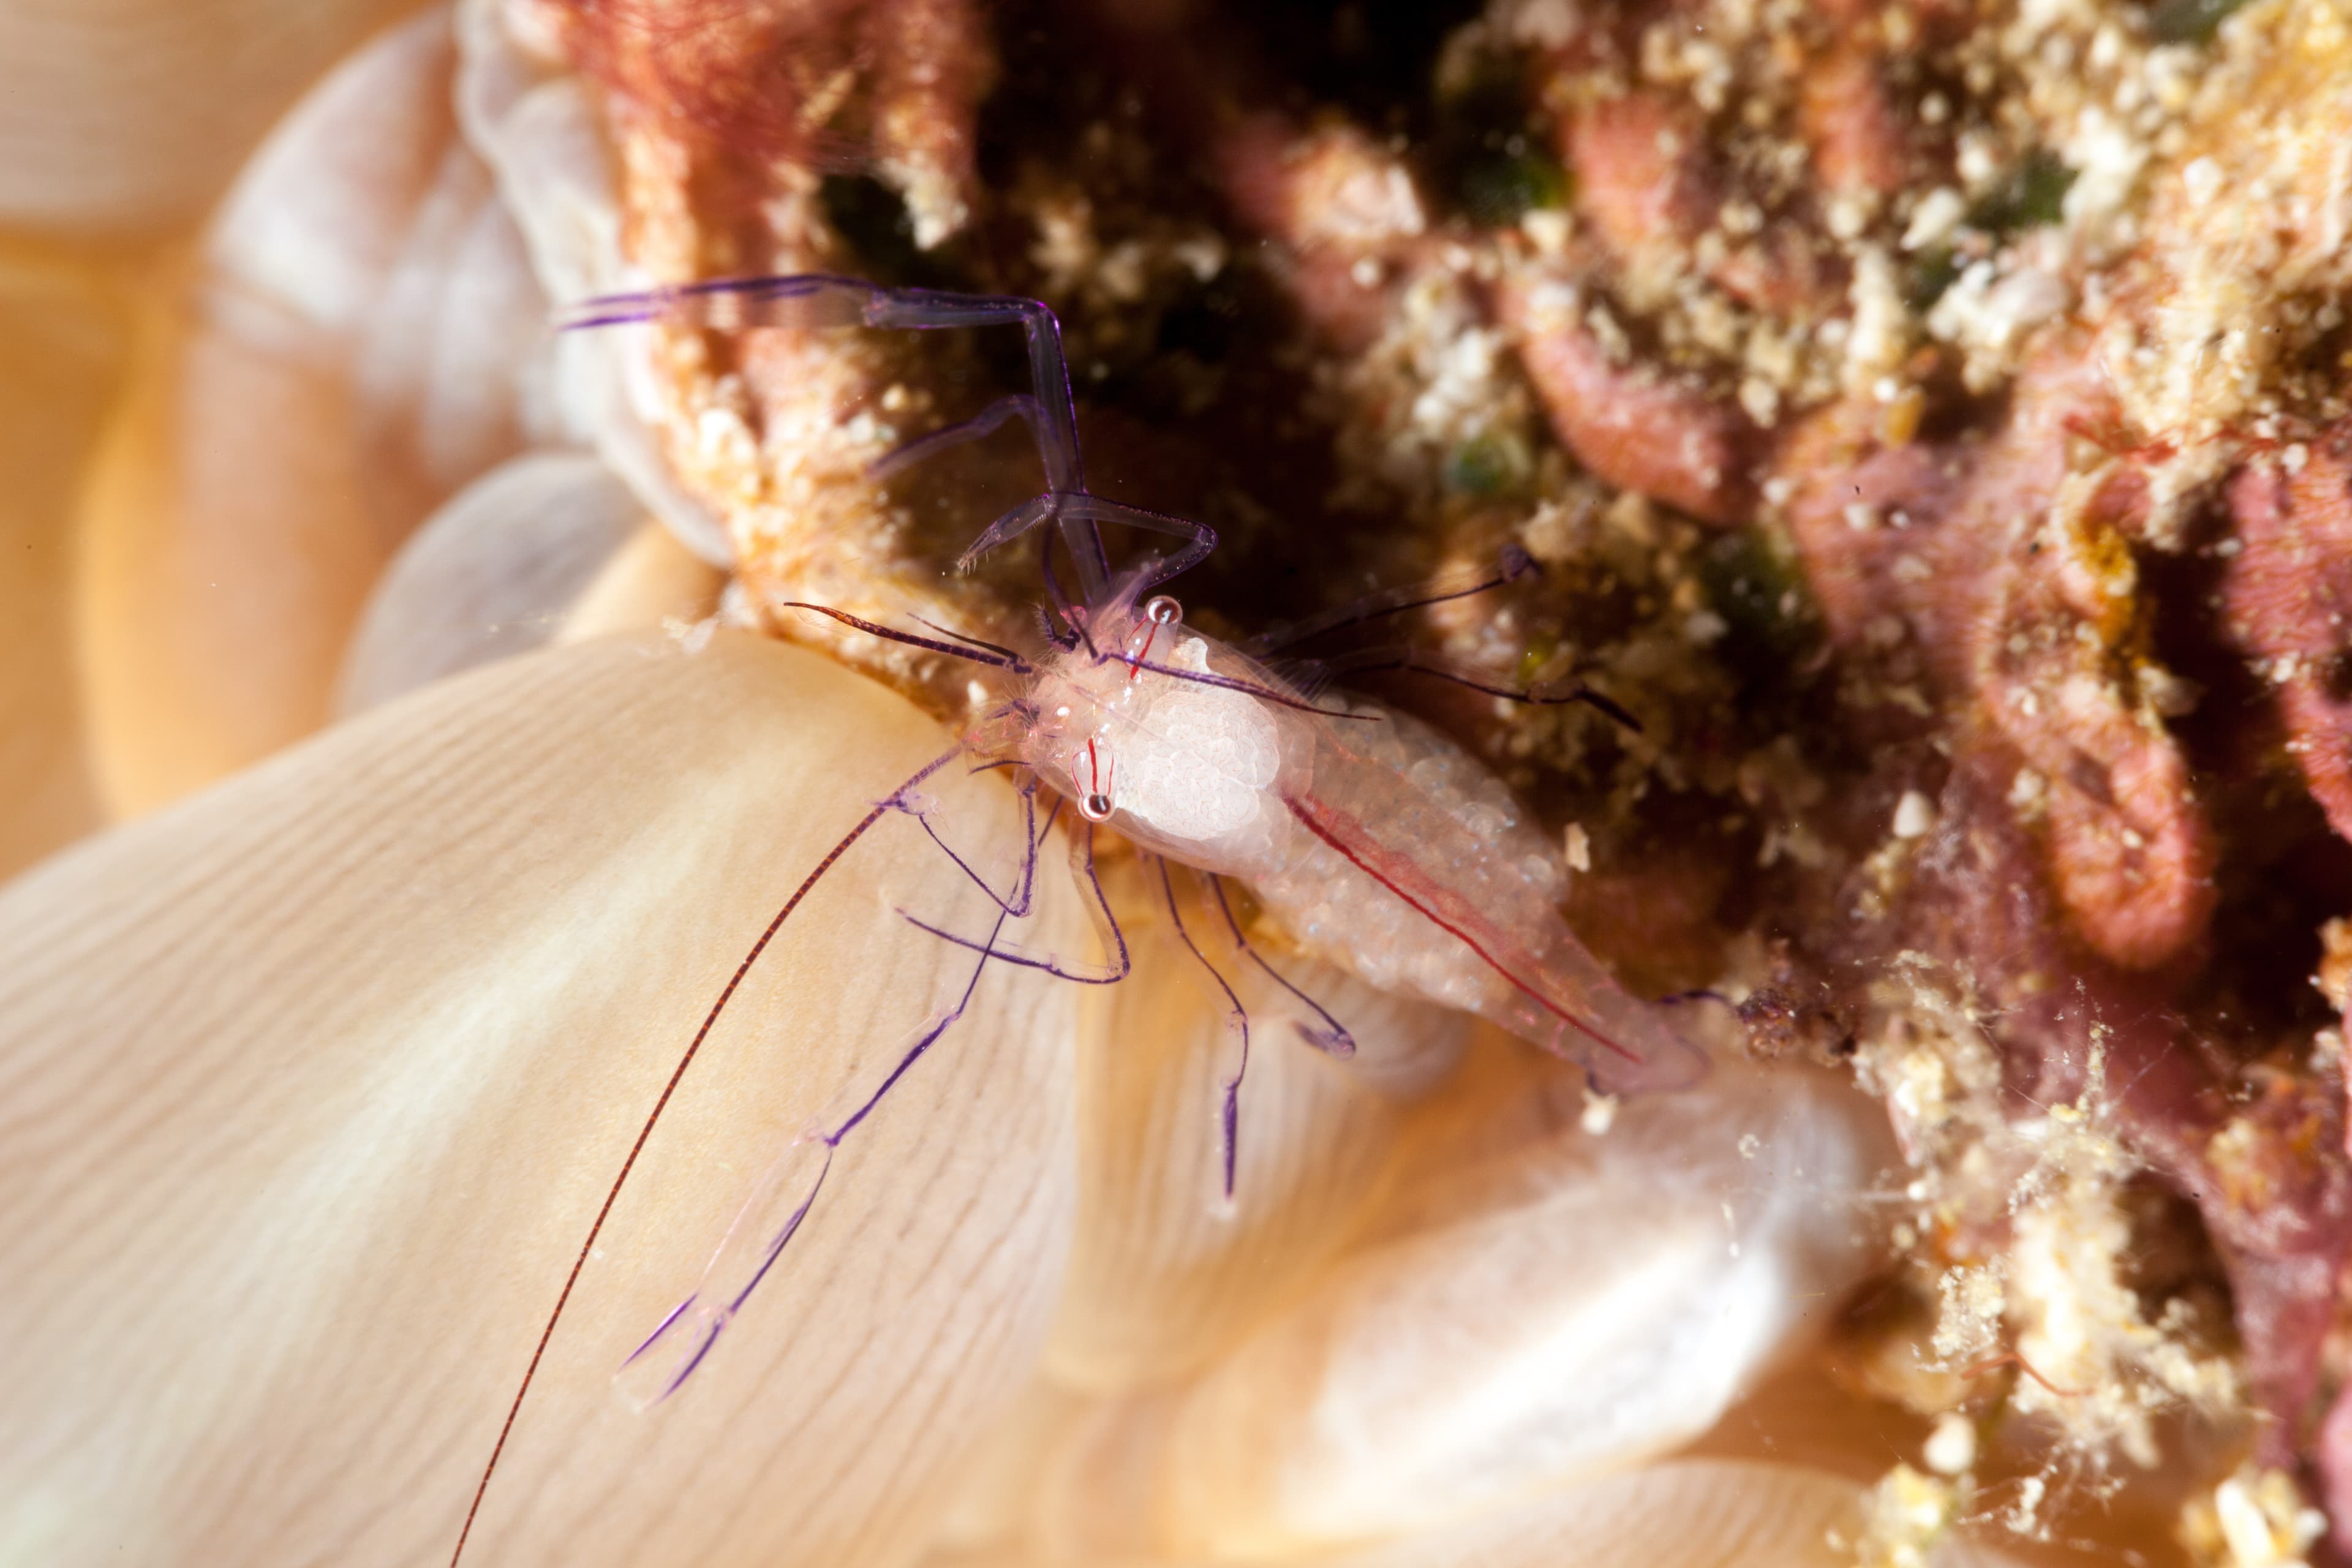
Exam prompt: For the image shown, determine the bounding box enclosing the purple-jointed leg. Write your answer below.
[620,890,1017,1406]
[452,739,968,1567]
[561,274,1253,601]
[1155,858,1252,1204]
[618,767,1079,1408]
[867,393,1047,481]
[955,491,1218,594]
[895,770,1042,918]
[1207,877,1356,1058]
[559,273,1112,596]
[898,808,1133,986]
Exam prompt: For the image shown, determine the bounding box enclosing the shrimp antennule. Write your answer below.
[910,614,1029,667]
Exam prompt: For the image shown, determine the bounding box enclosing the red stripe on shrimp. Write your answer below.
[1280,793,1642,1067]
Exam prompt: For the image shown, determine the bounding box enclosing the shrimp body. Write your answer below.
[451,275,1706,1565]
[1016,587,1700,1095]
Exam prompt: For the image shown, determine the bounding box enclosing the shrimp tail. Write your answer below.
[1280,793,1706,1096]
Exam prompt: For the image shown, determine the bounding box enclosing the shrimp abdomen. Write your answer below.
[1253,708,1703,1095]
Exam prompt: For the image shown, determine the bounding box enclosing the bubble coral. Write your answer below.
[3,0,2352,1563]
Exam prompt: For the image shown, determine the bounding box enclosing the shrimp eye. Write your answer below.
[1143,595,1182,627]
[1070,739,1116,821]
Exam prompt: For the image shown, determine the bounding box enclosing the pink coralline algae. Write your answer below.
[2224,429,2352,846]
[1502,278,1762,528]
[558,0,994,246]
[1777,349,2218,973]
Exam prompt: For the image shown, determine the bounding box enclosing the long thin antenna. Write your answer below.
[449,744,962,1566]
[772,603,1030,673]
[1245,546,1539,657]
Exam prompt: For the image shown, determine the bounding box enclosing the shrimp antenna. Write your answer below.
[909,614,1028,667]
[772,601,1033,674]
[449,744,964,1567]
[1112,649,1381,721]
[1245,545,1540,657]
[1310,649,1643,732]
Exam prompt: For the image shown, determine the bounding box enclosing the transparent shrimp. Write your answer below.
[1005,574,1706,1095]
[451,273,1700,1565]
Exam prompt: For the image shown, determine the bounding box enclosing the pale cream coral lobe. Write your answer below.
[0,242,123,881]
[77,7,567,816]
[0,635,1082,1565]
[0,0,427,233]
[1031,1056,1888,1559]
[1045,902,1463,1390]
[948,1459,2027,1567]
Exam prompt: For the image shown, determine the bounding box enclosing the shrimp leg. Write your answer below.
[1155,860,1254,1205]
[897,812,1131,984]
[613,927,1006,1409]
[957,492,1217,589]
[868,393,1046,481]
[616,794,1130,1407]
[1207,876,1355,1058]
[557,273,1107,594]
[898,768,1042,918]
[451,741,966,1566]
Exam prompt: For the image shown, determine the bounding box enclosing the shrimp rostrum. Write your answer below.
[454,273,1705,1562]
